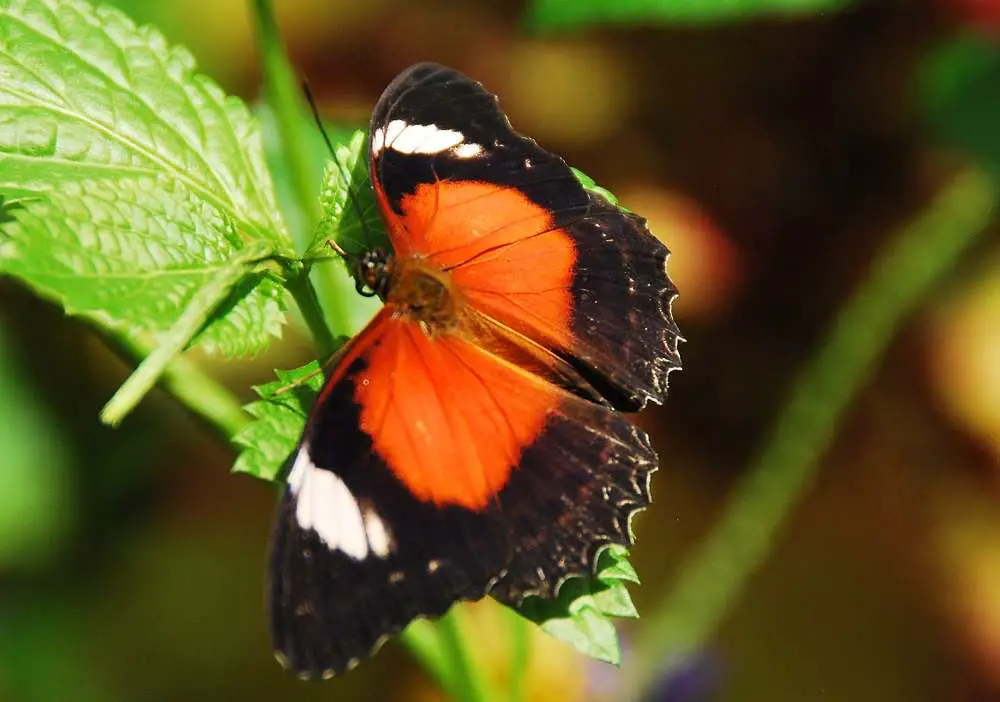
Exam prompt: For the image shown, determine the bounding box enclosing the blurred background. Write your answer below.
[3,0,1000,700]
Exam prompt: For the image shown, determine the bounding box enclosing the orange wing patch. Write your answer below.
[353,316,561,510]
[394,181,578,349]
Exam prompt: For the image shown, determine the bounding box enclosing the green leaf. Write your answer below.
[309,128,387,259]
[302,126,384,333]
[516,545,640,665]
[0,0,292,355]
[595,543,639,584]
[572,167,621,207]
[922,37,1000,181]
[0,177,285,357]
[525,0,853,32]
[232,360,327,481]
[0,0,288,241]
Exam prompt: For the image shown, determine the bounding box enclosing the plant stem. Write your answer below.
[436,608,492,702]
[507,608,530,702]
[109,332,249,440]
[287,272,338,356]
[400,622,454,695]
[249,0,317,235]
[248,0,353,343]
[101,249,265,426]
[632,169,998,695]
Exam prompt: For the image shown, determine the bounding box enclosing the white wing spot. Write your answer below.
[388,122,466,155]
[288,446,368,560]
[363,506,393,558]
[372,118,470,156]
[372,119,408,155]
[452,142,484,159]
[371,127,385,154]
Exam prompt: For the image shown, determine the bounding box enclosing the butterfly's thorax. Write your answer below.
[385,255,462,335]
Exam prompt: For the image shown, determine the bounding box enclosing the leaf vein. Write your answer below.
[0,12,262,238]
[0,81,255,238]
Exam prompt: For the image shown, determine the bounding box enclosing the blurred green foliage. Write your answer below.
[923,36,1000,181]
[526,0,853,31]
[0,324,71,573]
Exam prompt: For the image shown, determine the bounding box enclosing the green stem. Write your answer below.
[248,0,354,341]
[287,272,338,356]
[109,332,250,441]
[100,249,264,426]
[400,622,454,694]
[633,169,998,695]
[436,608,492,702]
[249,0,317,235]
[507,608,530,702]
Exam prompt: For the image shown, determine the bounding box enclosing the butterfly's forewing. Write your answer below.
[369,62,682,411]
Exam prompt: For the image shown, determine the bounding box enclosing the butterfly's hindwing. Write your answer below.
[269,320,511,678]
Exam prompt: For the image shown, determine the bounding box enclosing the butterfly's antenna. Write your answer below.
[301,80,374,252]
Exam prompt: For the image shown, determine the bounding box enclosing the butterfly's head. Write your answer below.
[353,248,393,300]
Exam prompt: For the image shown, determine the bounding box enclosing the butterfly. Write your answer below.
[268,62,682,678]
